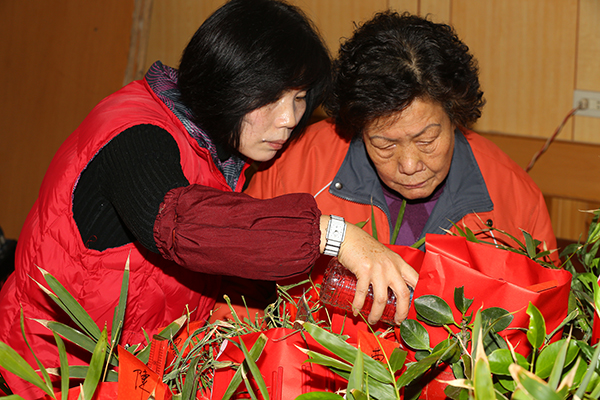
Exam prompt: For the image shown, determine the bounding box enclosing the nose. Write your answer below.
[274,96,303,129]
[396,147,424,176]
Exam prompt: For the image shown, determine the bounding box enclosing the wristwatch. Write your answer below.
[324,215,346,257]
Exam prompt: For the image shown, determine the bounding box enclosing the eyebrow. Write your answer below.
[369,123,442,142]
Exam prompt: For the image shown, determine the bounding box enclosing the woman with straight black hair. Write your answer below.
[0,1,417,398]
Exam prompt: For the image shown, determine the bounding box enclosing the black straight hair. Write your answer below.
[178,0,331,153]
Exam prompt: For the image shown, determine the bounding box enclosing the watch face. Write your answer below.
[329,220,345,241]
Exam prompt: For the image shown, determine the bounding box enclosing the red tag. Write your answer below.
[118,346,170,400]
[357,330,401,363]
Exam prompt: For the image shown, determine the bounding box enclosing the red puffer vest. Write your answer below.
[0,78,247,399]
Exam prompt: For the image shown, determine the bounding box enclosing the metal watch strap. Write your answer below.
[324,215,346,257]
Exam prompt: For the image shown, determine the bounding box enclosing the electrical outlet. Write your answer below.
[573,90,600,118]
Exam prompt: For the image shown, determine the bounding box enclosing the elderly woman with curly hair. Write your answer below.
[246,11,557,266]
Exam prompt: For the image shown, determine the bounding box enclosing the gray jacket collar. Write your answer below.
[329,129,493,245]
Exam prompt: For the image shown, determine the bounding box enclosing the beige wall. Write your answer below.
[1,0,599,242]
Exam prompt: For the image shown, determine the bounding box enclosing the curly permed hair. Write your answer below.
[325,11,485,140]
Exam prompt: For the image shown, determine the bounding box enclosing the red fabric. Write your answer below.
[0,79,228,399]
[211,328,347,399]
[154,186,321,280]
[405,234,571,355]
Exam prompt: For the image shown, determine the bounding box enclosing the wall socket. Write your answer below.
[573,90,600,118]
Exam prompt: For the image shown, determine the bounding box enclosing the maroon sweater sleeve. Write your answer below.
[153,184,322,280]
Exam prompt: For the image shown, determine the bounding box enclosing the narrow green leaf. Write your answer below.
[522,230,537,258]
[347,344,364,396]
[294,392,345,399]
[156,314,187,340]
[52,332,69,400]
[49,366,118,382]
[471,309,483,363]
[38,267,101,341]
[509,364,561,400]
[20,308,52,391]
[370,201,378,241]
[302,322,393,384]
[328,367,397,399]
[389,348,407,374]
[33,320,118,367]
[303,349,353,373]
[473,358,495,400]
[81,327,108,400]
[414,295,455,326]
[396,348,446,388]
[390,199,406,245]
[239,336,270,400]
[575,339,600,399]
[111,255,130,347]
[0,395,27,400]
[181,356,200,400]
[526,303,546,350]
[399,319,430,351]
[0,341,54,397]
[221,334,268,400]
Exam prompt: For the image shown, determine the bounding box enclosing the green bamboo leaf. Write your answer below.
[473,357,495,400]
[390,199,406,245]
[399,319,430,351]
[454,287,473,315]
[536,338,579,380]
[37,267,101,341]
[575,339,600,399]
[156,314,187,340]
[0,341,54,397]
[221,334,268,400]
[488,349,529,375]
[48,366,118,382]
[302,349,353,373]
[347,344,364,397]
[0,396,27,400]
[389,348,407,374]
[239,336,269,400]
[471,309,483,363]
[33,319,118,367]
[80,327,107,400]
[522,230,538,258]
[294,392,344,399]
[526,303,545,350]
[463,226,479,244]
[181,356,200,400]
[355,220,368,229]
[20,309,52,391]
[328,367,397,399]
[349,389,368,400]
[594,279,600,320]
[52,332,69,400]
[301,322,393,384]
[370,201,378,241]
[111,255,130,347]
[396,347,447,388]
[509,364,561,400]
[414,295,454,326]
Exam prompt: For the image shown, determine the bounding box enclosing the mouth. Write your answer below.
[265,139,287,150]
[400,181,427,189]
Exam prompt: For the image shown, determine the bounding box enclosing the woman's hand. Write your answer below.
[320,215,419,325]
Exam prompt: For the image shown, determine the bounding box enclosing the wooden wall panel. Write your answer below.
[0,1,135,239]
[574,0,600,144]
[451,0,578,141]
[144,0,225,72]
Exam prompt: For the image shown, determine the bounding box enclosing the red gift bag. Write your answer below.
[211,328,347,400]
[405,234,572,355]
